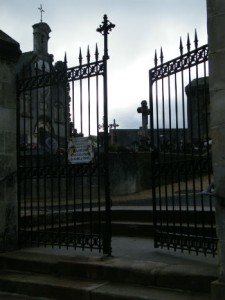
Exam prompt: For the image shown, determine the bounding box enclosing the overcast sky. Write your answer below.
[1,0,207,129]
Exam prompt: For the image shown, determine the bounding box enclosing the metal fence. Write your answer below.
[17,15,114,255]
[149,32,217,256]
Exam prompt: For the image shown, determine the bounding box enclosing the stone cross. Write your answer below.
[109,119,119,145]
[109,119,119,130]
[137,100,150,135]
[38,4,45,23]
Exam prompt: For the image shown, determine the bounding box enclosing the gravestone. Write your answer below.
[137,100,150,137]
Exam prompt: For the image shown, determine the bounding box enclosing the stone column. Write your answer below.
[207,0,225,298]
[0,32,21,251]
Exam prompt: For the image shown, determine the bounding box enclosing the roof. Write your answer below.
[0,30,21,61]
[0,30,19,45]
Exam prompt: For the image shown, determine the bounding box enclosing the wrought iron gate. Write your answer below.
[17,15,115,254]
[149,32,217,256]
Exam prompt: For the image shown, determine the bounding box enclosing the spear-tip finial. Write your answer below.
[154,50,158,66]
[64,52,67,65]
[87,45,90,63]
[79,48,82,65]
[194,29,198,49]
[187,33,191,52]
[179,37,183,55]
[160,47,164,64]
[95,43,99,61]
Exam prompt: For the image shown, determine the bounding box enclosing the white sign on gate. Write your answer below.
[68,137,95,164]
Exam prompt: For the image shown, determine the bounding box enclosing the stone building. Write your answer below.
[16,21,71,153]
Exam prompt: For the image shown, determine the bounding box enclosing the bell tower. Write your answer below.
[33,22,51,55]
[33,4,51,55]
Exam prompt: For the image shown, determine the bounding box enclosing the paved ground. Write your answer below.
[23,236,218,273]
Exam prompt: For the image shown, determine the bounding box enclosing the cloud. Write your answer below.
[0,0,207,131]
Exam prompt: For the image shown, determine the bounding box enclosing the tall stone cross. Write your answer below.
[38,4,45,23]
[109,119,119,130]
[137,100,150,136]
[109,119,119,145]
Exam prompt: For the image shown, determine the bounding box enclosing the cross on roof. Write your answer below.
[38,4,45,23]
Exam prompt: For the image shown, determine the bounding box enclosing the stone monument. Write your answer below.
[137,100,150,137]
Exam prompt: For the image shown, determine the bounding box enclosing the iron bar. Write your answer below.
[96,63,102,249]
[87,46,91,136]
[35,64,40,247]
[50,82,54,248]
[97,14,115,255]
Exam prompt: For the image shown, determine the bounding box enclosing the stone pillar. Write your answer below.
[207,0,225,298]
[0,32,21,251]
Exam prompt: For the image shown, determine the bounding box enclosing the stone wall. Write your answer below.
[207,0,225,298]
[109,152,152,196]
[0,33,21,251]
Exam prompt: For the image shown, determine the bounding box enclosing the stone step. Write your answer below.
[112,221,154,237]
[111,221,216,238]
[0,291,50,299]
[20,207,215,227]
[0,269,211,300]
[0,269,105,300]
[20,208,216,239]
[0,251,216,293]
[17,221,216,240]
[111,208,215,224]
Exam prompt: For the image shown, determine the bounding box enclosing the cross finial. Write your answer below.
[97,15,115,59]
[38,4,45,23]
